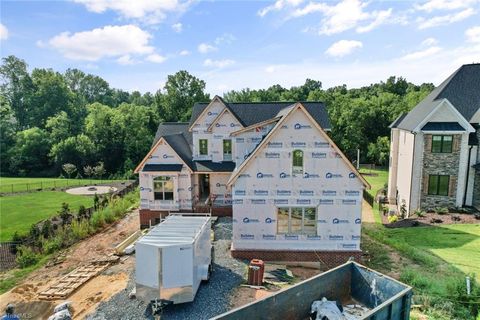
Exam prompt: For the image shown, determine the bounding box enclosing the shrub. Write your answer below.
[414,209,426,217]
[435,207,449,215]
[388,215,399,223]
[90,211,105,230]
[41,220,53,239]
[103,208,115,224]
[78,205,88,220]
[71,219,92,240]
[16,246,40,268]
[42,236,63,254]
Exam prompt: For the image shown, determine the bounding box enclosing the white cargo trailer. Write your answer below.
[135,215,212,306]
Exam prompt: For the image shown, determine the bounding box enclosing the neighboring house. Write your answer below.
[388,64,480,215]
[135,96,370,263]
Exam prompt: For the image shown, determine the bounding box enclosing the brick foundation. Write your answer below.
[230,249,363,268]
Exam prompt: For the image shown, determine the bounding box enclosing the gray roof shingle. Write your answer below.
[395,64,480,131]
[189,101,331,130]
[143,164,183,171]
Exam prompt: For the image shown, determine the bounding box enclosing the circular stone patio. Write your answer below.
[66,185,118,195]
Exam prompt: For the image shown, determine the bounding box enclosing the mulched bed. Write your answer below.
[382,211,480,228]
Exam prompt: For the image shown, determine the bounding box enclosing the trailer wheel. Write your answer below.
[204,264,213,282]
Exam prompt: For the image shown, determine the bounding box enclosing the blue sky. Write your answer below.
[1,0,479,95]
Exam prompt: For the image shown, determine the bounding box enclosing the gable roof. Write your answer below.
[393,64,480,131]
[206,107,244,132]
[190,101,330,130]
[227,103,370,188]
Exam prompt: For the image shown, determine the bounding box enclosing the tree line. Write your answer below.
[0,55,433,178]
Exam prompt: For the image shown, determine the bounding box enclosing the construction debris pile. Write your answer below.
[310,297,369,320]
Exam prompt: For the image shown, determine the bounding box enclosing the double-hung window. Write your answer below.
[223,139,232,161]
[431,135,452,153]
[428,175,449,196]
[292,150,304,174]
[153,176,174,201]
[277,207,316,235]
[199,139,208,156]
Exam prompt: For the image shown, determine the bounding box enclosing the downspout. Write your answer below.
[408,132,416,217]
[463,145,473,206]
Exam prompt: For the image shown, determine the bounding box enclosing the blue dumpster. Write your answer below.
[211,261,412,320]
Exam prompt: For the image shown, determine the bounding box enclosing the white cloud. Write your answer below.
[117,55,136,65]
[146,53,166,63]
[400,46,442,60]
[74,0,190,24]
[203,59,235,68]
[258,0,303,17]
[48,25,154,61]
[198,43,217,54]
[356,8,393,33]
[466,26,480,43]
[293,0,394,35]
[0,23,8,40]
[172,22,182,33]
[179,50,190,56]
[422,37,439,46]
[325,40,363,57]
[417,8,476,29]
[214,33,236,45]
[414,0,479,12]
[265,65,277,73]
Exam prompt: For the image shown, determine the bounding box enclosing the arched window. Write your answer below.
[153,176,174,201]
[292,150,303,174]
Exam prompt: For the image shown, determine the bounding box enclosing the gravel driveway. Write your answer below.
[87,217,247,320]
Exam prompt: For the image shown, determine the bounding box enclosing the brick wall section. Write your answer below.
[420,134,461,210]
[231,249,362,268]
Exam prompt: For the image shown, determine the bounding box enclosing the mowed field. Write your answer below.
[0,191,94,241]
[0,177,117,193]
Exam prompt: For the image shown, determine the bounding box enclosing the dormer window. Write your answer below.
[292,150,303,174]
[199,139,208,155]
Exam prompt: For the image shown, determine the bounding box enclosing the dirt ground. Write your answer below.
[382,211,480,227]
[0,210,139,320]
[229,265,322,310]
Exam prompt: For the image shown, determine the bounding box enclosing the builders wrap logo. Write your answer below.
[355,218,362,224]
[242,217,260,224]
[333,218,349,224]
[285,235,299,240]
[233,199,243,204]
[262,234,276,240]
[240,234,254,240]
[303,172,320,179]
[236,137,245,143]
[265,152,280,159]
[342,199,357,205]
[254,190,269,196]
[276,190,291,196]
[279,172,291,179]
[235,190,246,196]
[265,218,276,224]
[257,172,273,179]
[230,122,240,127]
[329,235,344,241]
[326,172,342,179]
[349,172,357,179]
[291,142,306,148]
[267,142,283,148]
[294,123,312,130]
[274,199,289,205]
[215,123,226,128]
[207,111,219,116]
[345,190,360,196]
[322,190,337,196]
[297,199,311,204]
[315,142,330,148]
[163,154,174,159]
[216,182,226,188]
[251,199,266,205]
[319,199,334,205]
[299,190,314,196]
[312,152,327,159]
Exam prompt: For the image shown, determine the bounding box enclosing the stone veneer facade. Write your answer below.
[420,134,460,210]
[474,171,480,208]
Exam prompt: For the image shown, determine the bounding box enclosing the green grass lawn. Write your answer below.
[0,177,119,193]
[359,167,388,197]
[0,191,94,241]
